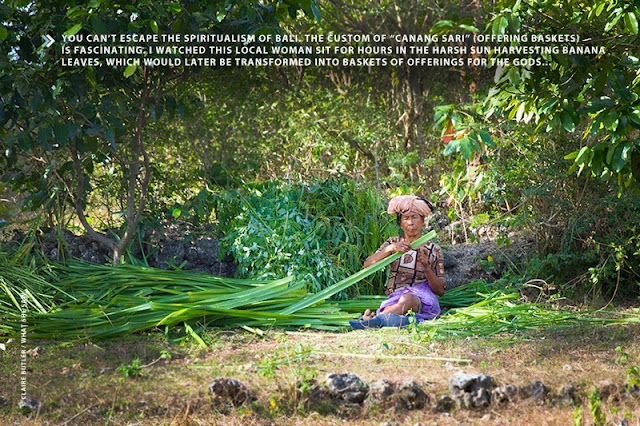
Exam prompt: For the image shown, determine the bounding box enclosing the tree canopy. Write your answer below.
[483,0,640,188]
[1,0,639,292]
[1,0,319,262]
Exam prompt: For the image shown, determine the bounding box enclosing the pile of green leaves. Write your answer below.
[0,233,436,344]
[413,290,640,341]
[22,262,352,344]
[3,242,640,346]
[0,247,72,336]
[214,179,396,297]
[0,260,350,343]
[337,278,640,341]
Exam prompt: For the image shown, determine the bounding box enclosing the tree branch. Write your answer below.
[70,142,116,251]
[317,120,377,163]
[115,66,152,260]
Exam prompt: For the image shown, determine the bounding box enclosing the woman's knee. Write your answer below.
[397,294,420,313]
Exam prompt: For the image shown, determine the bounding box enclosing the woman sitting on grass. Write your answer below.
[351,195,446,329]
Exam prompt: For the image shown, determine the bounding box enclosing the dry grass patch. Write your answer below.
[0,323,639,425]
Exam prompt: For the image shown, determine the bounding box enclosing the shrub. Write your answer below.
[215,179,396,297]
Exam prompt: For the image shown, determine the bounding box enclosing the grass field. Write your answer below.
[1,321,640,425]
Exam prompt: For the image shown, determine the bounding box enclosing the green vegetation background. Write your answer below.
[1,0,640,302]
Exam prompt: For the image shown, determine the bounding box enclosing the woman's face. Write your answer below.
[399,212,424,236]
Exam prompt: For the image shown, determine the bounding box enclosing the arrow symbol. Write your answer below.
[41,34,55,48]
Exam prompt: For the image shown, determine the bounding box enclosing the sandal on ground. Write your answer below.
[376,313,410,328]
[349,316,382,330]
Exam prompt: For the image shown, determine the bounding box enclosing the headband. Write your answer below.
[387,195,432,216]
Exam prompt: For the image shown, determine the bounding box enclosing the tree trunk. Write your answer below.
[112,67,152,264]
[66,69,152,265]
[401,66,424,181]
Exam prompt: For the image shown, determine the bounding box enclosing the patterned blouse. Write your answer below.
[375,237,446,295]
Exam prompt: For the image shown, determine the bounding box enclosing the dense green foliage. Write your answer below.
[1,0,640,302]
[446,123,640,298]
[0,0,319,262]
[214,179,396,296]
[428,0,640,299]
[485,0,640,188]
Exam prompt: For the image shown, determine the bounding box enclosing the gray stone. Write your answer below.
[215,260,237,277]
[208,378,255,407]
[492,384,518,405]
[434,394,455,412]
[369,379,395,400]
[325,373,369,404]
[474,388,491,408]
[449,373,482,391]
[16,227,239,279]
[192,237,219,263]
[449,372,493,409]
[0,395,8,409]
[441,239,531,289]
[558,384,580,406]
[304,383,335,413]
[443,255,459,268]
[19,396,40,413]
[308,383,332,402]
[394,381,428,410]
[624,381,639,397]
[521,380,549,404]
[599,381,620,402]
[461,392,474,409]
[154,239,186,269]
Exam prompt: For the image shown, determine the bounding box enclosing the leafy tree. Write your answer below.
[0,0,318,262]
[315,0,481,181]
[430,0,639,221]
[483,0,640,189]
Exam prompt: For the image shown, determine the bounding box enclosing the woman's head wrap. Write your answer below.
[387,195,432,217]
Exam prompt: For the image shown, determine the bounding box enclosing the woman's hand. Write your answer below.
[425,251,438,270]
[384,240,411,254]
[363,239,411,268]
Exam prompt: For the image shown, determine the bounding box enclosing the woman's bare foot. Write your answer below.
[362,309,376,320]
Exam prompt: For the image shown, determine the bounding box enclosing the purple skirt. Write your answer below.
[376,282,441,322]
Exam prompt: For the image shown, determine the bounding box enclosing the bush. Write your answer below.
[463,130,640,300]
[214,179,396,297]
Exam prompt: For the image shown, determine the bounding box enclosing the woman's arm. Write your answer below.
[422,245,446,296]
[363,240,410,268]
[424,267,445,296]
